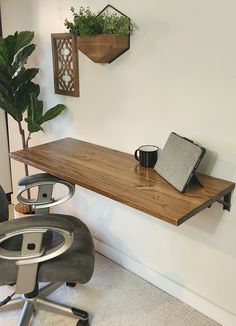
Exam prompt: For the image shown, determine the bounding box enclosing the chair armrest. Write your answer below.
[0,214,74,265]
[17,173,75,210]
[18,173,64,186]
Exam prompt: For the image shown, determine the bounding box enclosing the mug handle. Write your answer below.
[134,149,140,161]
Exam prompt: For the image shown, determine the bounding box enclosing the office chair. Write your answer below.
[0,173,95,326]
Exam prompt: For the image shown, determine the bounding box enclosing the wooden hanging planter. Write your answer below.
[76,34,129,63]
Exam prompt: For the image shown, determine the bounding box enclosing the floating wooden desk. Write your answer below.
[10,138,235,226]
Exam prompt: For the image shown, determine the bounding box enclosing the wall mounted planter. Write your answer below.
[76,34,129,63]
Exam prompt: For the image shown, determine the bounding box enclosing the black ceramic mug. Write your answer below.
[134,145,159,168]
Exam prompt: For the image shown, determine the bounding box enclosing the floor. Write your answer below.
[0,253,220,326]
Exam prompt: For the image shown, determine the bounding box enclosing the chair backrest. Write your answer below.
[0,184,9,222]
[0,214,74,293]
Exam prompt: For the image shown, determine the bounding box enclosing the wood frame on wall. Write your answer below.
[51,33,79,97]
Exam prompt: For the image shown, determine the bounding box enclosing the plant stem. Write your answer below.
[17,120,26,149]
[17,121,31,209]
[26,132,32,148]
[17,121,29,176]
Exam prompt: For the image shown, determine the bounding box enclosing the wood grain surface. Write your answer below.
[10,138,235,226]
[76,35,129,63]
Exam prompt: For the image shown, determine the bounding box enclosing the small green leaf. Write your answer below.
[64,6,136,36]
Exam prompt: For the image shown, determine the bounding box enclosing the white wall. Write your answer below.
[2,0,236,324]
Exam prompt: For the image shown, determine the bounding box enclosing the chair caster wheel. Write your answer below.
[77,320,89,326]
[66,282,76,287]
[72,307,89,325]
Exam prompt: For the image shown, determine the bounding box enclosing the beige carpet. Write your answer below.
[0,253,219,326]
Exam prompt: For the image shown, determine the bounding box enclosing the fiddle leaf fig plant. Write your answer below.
[0,31,66,177]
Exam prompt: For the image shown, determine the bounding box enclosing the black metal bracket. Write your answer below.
[217,192,232,211]
[208,191,232,211]
[97,4,131,63]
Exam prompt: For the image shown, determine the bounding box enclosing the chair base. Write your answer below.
[0,282,89,326]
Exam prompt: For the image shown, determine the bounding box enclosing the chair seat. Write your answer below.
[0,214,95,286]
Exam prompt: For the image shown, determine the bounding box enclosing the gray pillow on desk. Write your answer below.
[154,132,206,192]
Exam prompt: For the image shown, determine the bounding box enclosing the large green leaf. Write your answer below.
[0,31,36,123]
[13,68,39,90]
[0,94,19,120]
[34,100,43,122]
[15,31,34,53]
[0,83,10,98]
[4,32,18,65]
[12,44,36,74]
[0,31,66,135]
[0,38,4,47]
[28,82,40,98]
[39,104,66,124]
[0,71,11,93]
[13,81,39,117]
[0,43,9,67]
[0,56,10,78]
[27,118,44,133]
[14,81,40,113]
[28,94,44,123]
[3,31,34,66]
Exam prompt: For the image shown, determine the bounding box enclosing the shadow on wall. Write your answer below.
[197,148,218,175]
[165,144,236,258]
[198,146,236,182]
[77,174,236,259]
[175,202,236,260]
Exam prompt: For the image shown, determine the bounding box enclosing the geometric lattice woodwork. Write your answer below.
[51,33,79,97]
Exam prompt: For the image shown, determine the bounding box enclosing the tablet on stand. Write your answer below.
[154,132,206,193]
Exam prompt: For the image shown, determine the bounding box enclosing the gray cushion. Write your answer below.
[0,214,95,286]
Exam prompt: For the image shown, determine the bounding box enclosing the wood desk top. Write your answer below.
[10,137,235,226]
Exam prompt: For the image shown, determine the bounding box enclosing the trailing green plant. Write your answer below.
[65,6,136,36]
[0,31,66,178]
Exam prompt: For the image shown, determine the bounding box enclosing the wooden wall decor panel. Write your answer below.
[51,33,79,97]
